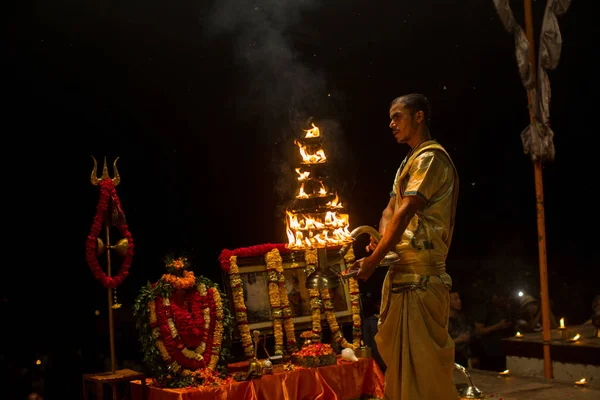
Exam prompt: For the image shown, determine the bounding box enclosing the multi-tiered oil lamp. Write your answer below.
[284,123,352,288]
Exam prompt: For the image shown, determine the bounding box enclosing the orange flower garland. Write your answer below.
[304,249,322,342]
[265,249,285,356]
[228,256,254,359]
[320,288,355,350]
[343,246,362,348]
[161,270,196,290]
[208,287,224,370]
[266,249,297,355]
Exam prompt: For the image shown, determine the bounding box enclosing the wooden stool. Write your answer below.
[82,368,146,400]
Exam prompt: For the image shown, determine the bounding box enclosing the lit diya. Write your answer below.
[568,333,581,343]
[574,378,587,387]
[498,369,510,377]
[558,317,571,340]
[514,332,524,338]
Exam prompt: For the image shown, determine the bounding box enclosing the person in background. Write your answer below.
[584,294,600,324]
[515,294,558,333]
[358,267,388,374]
[472,290,515,372]
[448,290,475,368]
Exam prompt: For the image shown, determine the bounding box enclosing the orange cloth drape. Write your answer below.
[130,357,384,400]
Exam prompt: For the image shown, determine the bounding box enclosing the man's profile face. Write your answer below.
[450,292,462,311]
[389,102,423,144]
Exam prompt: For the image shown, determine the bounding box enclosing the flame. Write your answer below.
[515,332,523,337]
[303,123,320,138]
[560,318,565,328]
[285,209,352,250]
[499,369,510,375]
[295,140,327,164]
[286,122,351,250]
[571,334,580,341]
[327,193,344,208]
[318,183,328,196]
[295,168,310,181]
[297,184,309,199]
[576,378,587,384]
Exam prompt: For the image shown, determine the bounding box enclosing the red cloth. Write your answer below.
[130,357,384,400]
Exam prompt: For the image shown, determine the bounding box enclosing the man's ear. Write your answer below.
[415,110,425,124]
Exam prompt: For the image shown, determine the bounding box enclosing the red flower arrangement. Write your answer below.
[169,290,205,348]
[85,179,134,289]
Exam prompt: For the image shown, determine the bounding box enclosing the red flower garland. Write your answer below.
[155,296,206,370]
[85,179,134,289]
[170,290,204,348]
[218,243,290,273]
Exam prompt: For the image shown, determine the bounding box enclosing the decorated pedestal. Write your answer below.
[133,255,234,388]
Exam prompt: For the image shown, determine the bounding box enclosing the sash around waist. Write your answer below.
[388,264,446,276]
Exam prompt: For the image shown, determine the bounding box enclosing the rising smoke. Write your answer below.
[202,0,355,213]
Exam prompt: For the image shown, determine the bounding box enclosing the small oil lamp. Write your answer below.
[568,333,581,343]
[514,331,524,338]
[574,378,587,387]
[558,318,570,340]
[498,369,510,377]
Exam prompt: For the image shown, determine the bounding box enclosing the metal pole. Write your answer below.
[523,0,553,379]
[105,224,117,374]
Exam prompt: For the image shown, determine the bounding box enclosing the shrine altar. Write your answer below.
[130,357,384,400]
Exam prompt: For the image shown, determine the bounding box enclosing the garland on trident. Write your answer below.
[85,157,134,289]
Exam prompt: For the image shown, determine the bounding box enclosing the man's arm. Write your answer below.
[378,196,395,235]
[474,320,512,336]
[357,195,424,280]
[366,197,395,253]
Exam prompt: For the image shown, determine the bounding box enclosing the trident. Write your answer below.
[90,155,121,186]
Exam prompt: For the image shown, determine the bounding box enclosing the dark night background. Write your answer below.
[3,0,599,398]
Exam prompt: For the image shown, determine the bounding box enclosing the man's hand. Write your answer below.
[456,332,471,343]
[352,257,377,281]
[496,319,513,330]
[365,236,378,253]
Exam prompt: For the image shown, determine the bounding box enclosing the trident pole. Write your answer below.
[523,0,553,379]
[105,223,117,374]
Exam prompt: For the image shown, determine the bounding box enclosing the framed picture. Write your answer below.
[222,248,353,334]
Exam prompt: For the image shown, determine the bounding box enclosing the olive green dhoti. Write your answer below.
[374,265,460,400]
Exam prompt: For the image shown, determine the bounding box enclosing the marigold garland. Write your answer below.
[221,244,361,356]
[265,249,297,355]
[274,252,298,354]
[228,256,254,359]
[343,246,362,348]
[85,179,134,289]
[304,249,322,342]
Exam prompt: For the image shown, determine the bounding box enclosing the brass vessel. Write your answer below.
[356,346,372,358]
[454,363,484,399]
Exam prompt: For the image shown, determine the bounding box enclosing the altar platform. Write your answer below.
[502,323,600,382]
[130,356,384,400]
